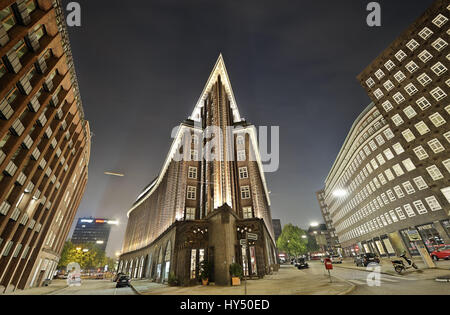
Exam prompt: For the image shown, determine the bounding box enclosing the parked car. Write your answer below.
[113,272,126,282]
[429,245,450,261]
[354,253,380,267]
[295,257,309,269]
[331,255,343,264]
[115,275,131,288]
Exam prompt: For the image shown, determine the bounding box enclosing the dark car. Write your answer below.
[113,272,126,282]
[295,258,309,269]
[116,275,131,288]
[354,253,380,267]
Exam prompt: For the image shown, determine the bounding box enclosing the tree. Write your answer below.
[276,224,308,258]
[58,241,113,271]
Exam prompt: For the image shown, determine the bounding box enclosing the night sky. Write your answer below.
[62,0,436,256]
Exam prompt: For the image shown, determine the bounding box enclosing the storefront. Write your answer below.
[400,228,420,256]
[416,223,445,253]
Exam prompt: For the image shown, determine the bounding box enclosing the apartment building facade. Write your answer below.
[323,0,449,258]
[0,0,90,292]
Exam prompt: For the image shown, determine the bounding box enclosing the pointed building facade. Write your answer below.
[118,55,278,286]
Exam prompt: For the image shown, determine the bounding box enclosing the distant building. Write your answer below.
[272,219,282,242]
[316,190,341,254]
[307,224,335,254]
[71,218,117,252]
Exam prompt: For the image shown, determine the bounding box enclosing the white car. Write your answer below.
[331,255,343,264]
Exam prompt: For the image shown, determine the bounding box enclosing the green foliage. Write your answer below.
[199,260,212,280]
[276,223,308,257]
[229,263,243,278]
[58,241,114,271]
[168,273,179,286]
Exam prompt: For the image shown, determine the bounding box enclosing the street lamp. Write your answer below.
[301,235,307,239]
[310,222,319,227]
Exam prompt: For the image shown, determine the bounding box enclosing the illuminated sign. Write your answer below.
[95,219,106,223]
[80,219,93,223]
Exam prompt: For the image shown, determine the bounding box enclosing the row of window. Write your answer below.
[339,194,446,243]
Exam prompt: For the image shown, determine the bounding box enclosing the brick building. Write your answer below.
[0,0,90,292]
[322,0,449,258]
[118,55,278,286]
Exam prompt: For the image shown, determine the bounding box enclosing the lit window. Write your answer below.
[185,207,196,220]
[392,114,404,126]
[392,143,404,155]
[416,97,432,110]
[395,207,406,220]
[187,186,197,200]
[404,83,418,96]
[383,148,394,160]
[190,150,198,161]
[394,186,405,198]
[405,61,419,73]
[237,150,246,161]
[427,138,445,153]
[444,131,450,143]
[366,77,375,88]
[375,69,385,80]
[384,60,395,71]
[413,176,428,190]
[414,121,430,135]
[374,88,384,100]
[383,128,394,139]
[418,27,433,39]
[425,196,442,211]
[417,73,432,86]
[432,14,448,27]
[188,166,197,179]
[418,50,433,63]
[442,187,450,204]
[430,87,447,101]
[394,71,406,82]
[429,112,446,127]
[406,39,420,51]
[382,100,393,112]
[240,186,251,199]
[413,146,429,160]
[403,105,417,118]
[426,165,444,181]
[392,164,404,176]
[432,38,448,51]
[431,62,447,76]
[413,200,427,215]
[239,167,248,179]
[383,80,395,91]
[401,129,415,142]
[442,159,450,173]
[393,92,405,104]
[403,204,416,217]
[242,206,253,219]
[395,50,407,62]
[402,158,416,172]
[385,169,395,181]
[403,181,415,195]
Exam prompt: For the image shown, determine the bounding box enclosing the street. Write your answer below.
[49,279,136,295]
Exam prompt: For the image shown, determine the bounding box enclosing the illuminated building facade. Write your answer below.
[0,0,90,292]
[323,1,450,258]
[71,217,117,252]
[119,55,278,286]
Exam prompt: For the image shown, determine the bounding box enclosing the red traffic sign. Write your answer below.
[324,258,333,270]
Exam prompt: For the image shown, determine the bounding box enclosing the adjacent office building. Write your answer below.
[322,0,449,258]
[119,55,278,286]
[315,189,341,254]
[71,217,117,252]
[0,0,90,292]
[272,219,282,242]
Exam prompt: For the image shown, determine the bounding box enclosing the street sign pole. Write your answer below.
[244,233,248,296]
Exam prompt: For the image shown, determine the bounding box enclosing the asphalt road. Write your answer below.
[305,261,450,295]
[49,279,136,295]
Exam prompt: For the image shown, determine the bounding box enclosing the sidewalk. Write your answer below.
[2,279,68,295]
[334,258,450,280]
[132,265,355,295]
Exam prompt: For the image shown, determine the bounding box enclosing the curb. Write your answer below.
[334,264,450,280]
[130,282,142,295]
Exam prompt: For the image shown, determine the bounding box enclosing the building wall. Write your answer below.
[324,1,449,257]
[0,0,89,292]
[315,189,341,252]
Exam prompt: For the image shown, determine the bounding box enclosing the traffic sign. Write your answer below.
[246,232,258,240]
